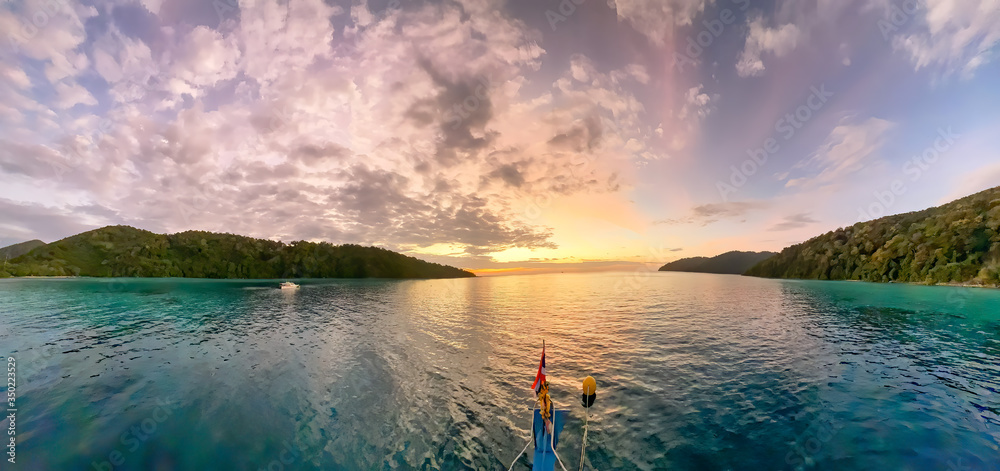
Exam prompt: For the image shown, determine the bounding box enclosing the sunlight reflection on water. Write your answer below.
[1,274,998,470]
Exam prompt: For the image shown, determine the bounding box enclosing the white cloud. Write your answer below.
[239,0,338,85]
[656,84,716,154]
[679,85,714,120]
[625,64,651,84]
[89,25,159,105]
[736,16,801,77]
[570,55,596,82]
[166,26,241,92]
[53,81,98,109]
[0,0,659,259]
[0,63,32,90]
[92,48,122,84]
[784,117,895,189]
[607,0,708,46]
[0,0,97,83]
[890,0,1000,78]
[725,0,996,81]
[138,0,162,15]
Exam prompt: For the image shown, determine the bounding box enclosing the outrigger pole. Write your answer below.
[578,376,596,471]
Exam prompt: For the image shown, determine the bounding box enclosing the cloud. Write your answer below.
[679,85,715,120]
[885,0,1000,78]
[138,0,163,15]
[730,0,870,78]
[53,81,98,109]
[607,0,708,46]
[326,165,556,255]
[656,201,769,225]
[692,201,768,219]
[0,0,97,82]
[736,16,801,77]
[8,0,991,269]
[239,0,337,85]
[165,26,241,93]
[89,27,159,104]
[0,63,31,90]
[783,117,895,189]
[655,83,717,154]
[0,0,660,263]
[625,64,651,84]
[0,139,77,181]
[768,212,818,231]
[0,198,122,247]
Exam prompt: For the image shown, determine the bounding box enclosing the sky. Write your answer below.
[0,0,998,274]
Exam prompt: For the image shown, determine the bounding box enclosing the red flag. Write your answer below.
[531,342,546,393]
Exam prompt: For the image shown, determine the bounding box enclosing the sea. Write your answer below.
[1,272,998,470]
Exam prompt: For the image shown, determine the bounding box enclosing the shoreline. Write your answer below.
[5,273,998,289]
[0,275,473,281]
[929,281,999,289]
[746,274,999,290]
[3,275,80,279]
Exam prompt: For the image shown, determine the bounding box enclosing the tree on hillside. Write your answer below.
[746,187,1000,286]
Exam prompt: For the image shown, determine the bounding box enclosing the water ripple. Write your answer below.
[1,275,998,470]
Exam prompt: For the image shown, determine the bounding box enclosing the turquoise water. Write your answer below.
[1,273,998,470]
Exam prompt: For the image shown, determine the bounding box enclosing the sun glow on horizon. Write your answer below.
[0,0,997,270]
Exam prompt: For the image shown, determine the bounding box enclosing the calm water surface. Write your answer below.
[1,273,998,470]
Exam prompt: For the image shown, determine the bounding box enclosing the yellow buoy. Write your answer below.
[581,376,597,408]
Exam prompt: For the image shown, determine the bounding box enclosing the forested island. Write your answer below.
[0,226,474,279]
[746,186,1000,286]
[0,239,44,260]
[659,251,776,274]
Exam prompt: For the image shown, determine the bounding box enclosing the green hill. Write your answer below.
[0,226,474,279]
[745,186,1000,286]
[0,239,45,260]
[659,251,776,274]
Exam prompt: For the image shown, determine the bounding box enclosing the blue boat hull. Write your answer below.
[531,408,569,471]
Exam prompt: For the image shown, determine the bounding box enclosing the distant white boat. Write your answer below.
[279,281,300,290]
